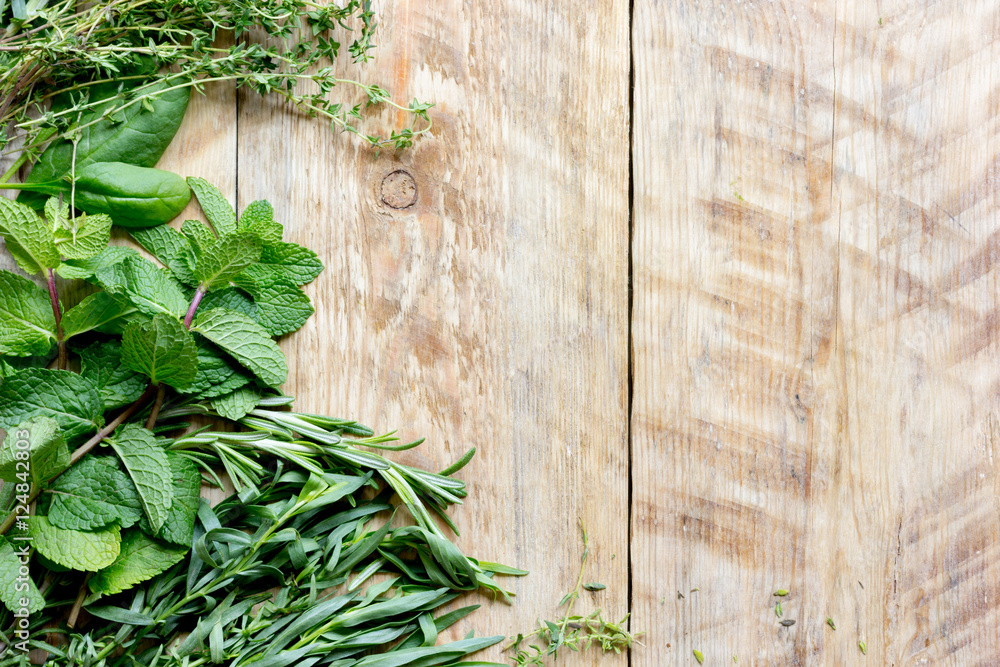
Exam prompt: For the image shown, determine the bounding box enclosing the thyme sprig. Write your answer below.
[0,0,433,160]
[505,521,642,665]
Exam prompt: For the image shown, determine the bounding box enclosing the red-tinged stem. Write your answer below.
[0,383,157,536]
[184,286,206,330]
[46,269,67,370]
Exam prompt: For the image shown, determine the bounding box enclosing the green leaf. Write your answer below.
[62,290,136,338]
[179,339,253,399]
[0,197,59,274]
[44,196,69,231]
[20,81,189,210]
[121,313,198,389]
[238,199,283,244]
[152,452,200,547]
[187,177,236,236]
[129,225,199,286]
[235,242,323,288]
[192,308,288,387]
[0,416,69,484]
[0,368,103,443]
[55,245,140,281]
[181,219,216,254]
[195,233,262,291]
[210,386,261,421]
[351,636,505,667]
[79,339,147,410]
[109,424,173,532]
[0,537,44,614]
[97,255,189,318]
[90,530,187,595]
[48,455,144,531]
[247,282,314,336]
[30,515,121,571]
[199,286,258,321]
[0,269,56,356]
[53,213,113,260]
[70,162,192,228]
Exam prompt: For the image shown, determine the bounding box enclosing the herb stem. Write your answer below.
[67,573,92,628]
[46,269,67,370]
[145,384,167,430]
[68,383,158,467]
[559,519,589,642]
[184,286,206,329]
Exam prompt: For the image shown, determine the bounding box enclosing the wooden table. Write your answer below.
[9,1,1000,664]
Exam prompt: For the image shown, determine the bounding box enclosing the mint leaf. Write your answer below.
[62,291,137,338]
[30,515,121,571]
[0,269,56,356]
[90,529,187,595]
[195,233,262,291]
[122,313,198,390]
[48,455,144,531]
[192,308,287,387]
[79,340,147,409]
[0,368,103,443]
[187,177,236,236]
[96,255,189,318]
[199,287,258,321]
[0,537,44,614]
[53,213,113,260]
[0,197,59,274]
[235,242,323,288]
[211,386,261,421]
[56,245,140,281]
[44,196,69,231]
[129,225,199,287]
[179,339,253,399]
[181,219,216,254]
[248,282,314,336]
[0,416,69,484]
[109,424,173,532]
[238,199,282,244]
[153,452,200,546]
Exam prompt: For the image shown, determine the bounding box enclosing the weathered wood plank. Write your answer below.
[238,1,630,661]
[632,1,1000,664]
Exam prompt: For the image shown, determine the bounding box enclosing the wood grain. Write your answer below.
[632,1,1000,664]
[238,0,630,661]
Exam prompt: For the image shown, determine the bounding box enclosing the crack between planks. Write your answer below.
[234,70,240,214]
[626,0,636,663]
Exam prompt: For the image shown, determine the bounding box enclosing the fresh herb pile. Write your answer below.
[0,171,524,664]
[0,3,514,664]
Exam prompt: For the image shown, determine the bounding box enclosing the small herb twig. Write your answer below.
[559,518,590,642]
[505,520,642,665]
[145,384,167,430]
[66,572,92,629]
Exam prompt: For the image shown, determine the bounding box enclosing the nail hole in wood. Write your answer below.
[381,170,417,209]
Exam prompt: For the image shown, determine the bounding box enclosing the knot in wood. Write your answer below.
[381,170,417,209]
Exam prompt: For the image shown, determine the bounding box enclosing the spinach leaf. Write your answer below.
[69,162,191,228]
[19,81,190,209]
